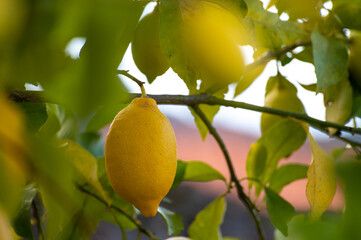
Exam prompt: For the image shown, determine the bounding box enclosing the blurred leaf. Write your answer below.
[276,0,321,20]
[0,209,15,240]
[234,64,266,97]
[337,160,361,239]
[78,132,104,158]
[306,134,336,220]
[96,157,137,229]
[274,214,340,240]
[158,206,184,236]
[265,187,295,236]
[311,30,348,92]
[159,0,197,91]
[38,105,61,139]
[293,46,314,64]
[269,164,308,193]
[223,238,241,240]
[16,103,47,133]
[246,142,267,189]
[86,104,126,132]
[56,106,77,140]
[299,83,317,92]
[183,160,226,182]
[0,94,26,217]
[352,94,361,118]
[188,197,226,240]
[12,184,37,240]
[171,160,187,189]
[334,2,361,30]
[62,140,108,203]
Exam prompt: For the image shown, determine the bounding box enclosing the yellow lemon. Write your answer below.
[181,0,245,90]
[131,8,170,83]
[105,97,177,217]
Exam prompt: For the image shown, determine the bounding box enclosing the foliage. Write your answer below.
[1,0,361,239]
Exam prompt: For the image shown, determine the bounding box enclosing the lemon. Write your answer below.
[131,7,170,83]
[181,0,245,89]
[105,97,177,217]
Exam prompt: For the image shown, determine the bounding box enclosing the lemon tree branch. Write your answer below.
[191,105,265,240]
[78,186,160,240]
[8,91,361,142]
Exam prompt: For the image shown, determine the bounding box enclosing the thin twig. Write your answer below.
[192,105,265,240]
[78,186,160,240]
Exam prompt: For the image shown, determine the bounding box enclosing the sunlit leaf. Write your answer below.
[12,184,37,240]
[265,187,296,236]
[269,164,308,193]
[299,83,317,92]
[0,209,15,240]
[158,206,184,236]
[276,0,322,20]
[183,160,226,182]
[234,64,266,97]
[188,197,226,240]
[62,140,108,203]
[311,30,348,92]
[306,134,336,220]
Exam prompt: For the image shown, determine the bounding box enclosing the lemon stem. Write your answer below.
[141,85,148,97]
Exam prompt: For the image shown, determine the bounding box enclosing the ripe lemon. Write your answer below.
[105,97,177,217]
[131,7,170,83]
[181,0,245,89]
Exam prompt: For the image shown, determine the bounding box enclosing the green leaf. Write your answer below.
[171,160,187,189]
[223,238,241,240]
[298,83,317,92]
[188,197,226,240]
[269,164,308,193]
[96,157,137,229]
[265,187,296,236]
[78,132,104,158]
[246,142,267,189]
[258,119,307,185]
[86,104,126,132]
[294,46,314,63]
[334,3,361,30]
[234,64,266,97]
[311,30,348,92]
[17,102,48,132]
[38,105,61,139]
[337,160,361,239]
[12,184,37,240]
[183,160,226,182]
[158,206,184,236]
[159,0,197,91]
[276,0,322,20]
[62,140,109,203]
[190,88,226,140]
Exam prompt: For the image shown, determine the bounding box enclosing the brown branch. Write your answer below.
[192,105,265,240]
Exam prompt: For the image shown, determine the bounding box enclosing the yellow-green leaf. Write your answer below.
[188,197,226,240]
[61,140,109,203]
[306,134,336,220]
[324,79,353,135]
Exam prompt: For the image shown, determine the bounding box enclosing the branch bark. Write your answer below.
[192,105,265,240]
